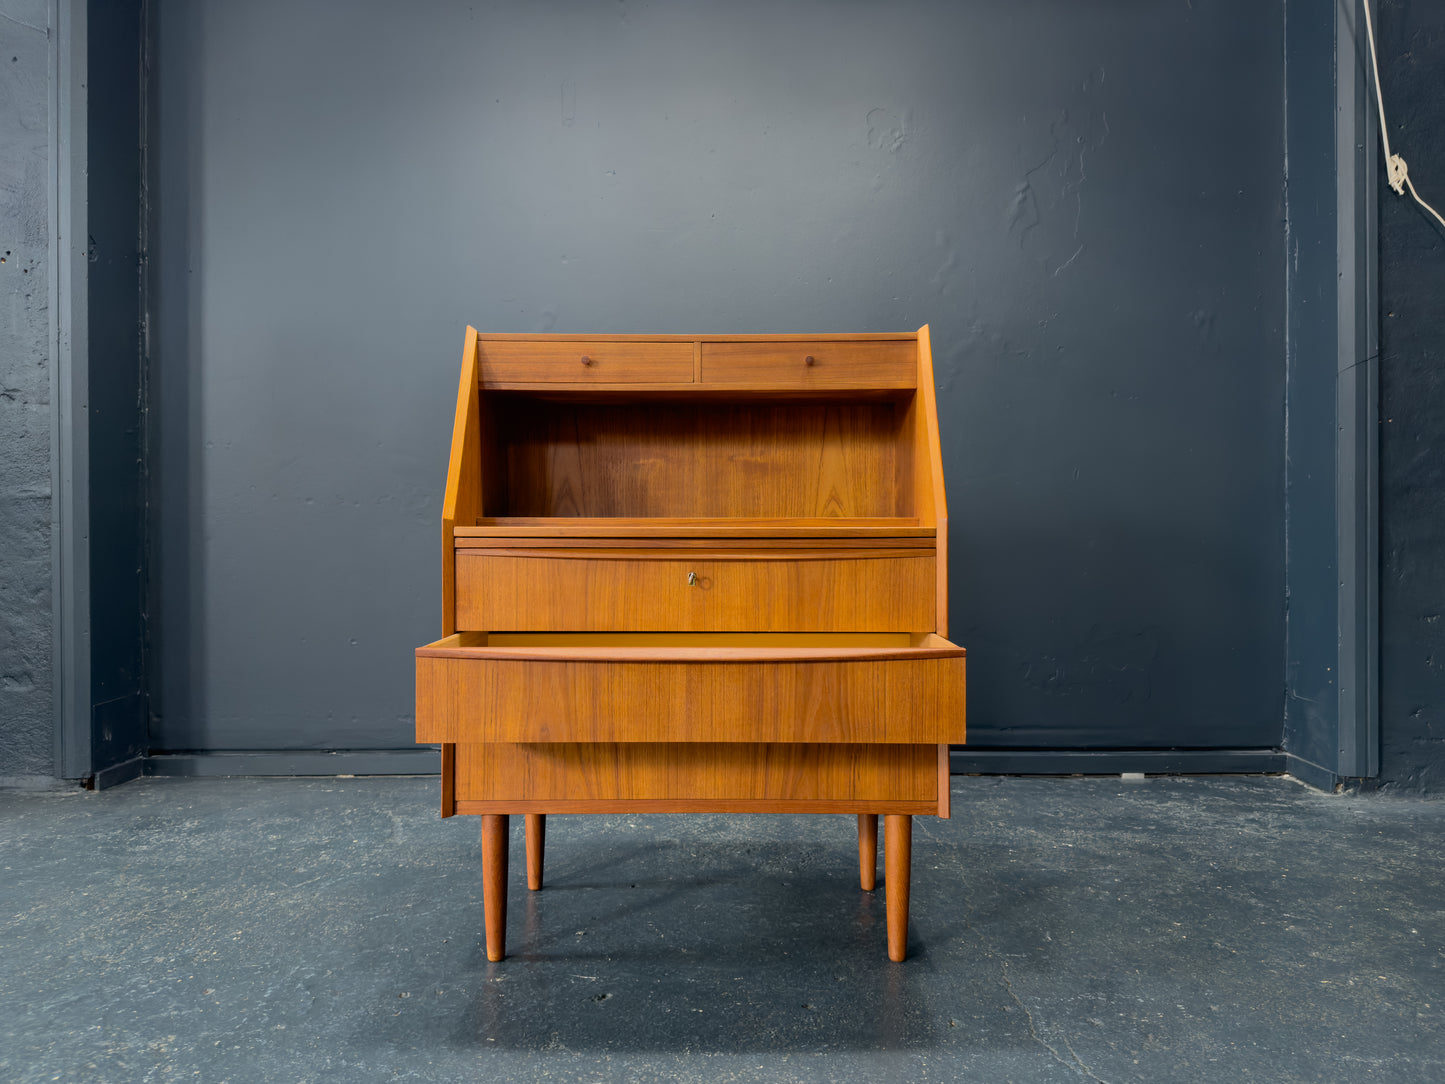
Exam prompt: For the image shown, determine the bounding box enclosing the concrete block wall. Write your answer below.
[0,1,54,782]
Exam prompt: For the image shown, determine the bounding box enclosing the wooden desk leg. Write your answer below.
[857,813,878,891]
[525,813,546,891]
[884,814,912,962]
[481,814,510,961]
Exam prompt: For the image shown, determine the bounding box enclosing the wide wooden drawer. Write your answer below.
[454,549,935,632]
[477,340,694,383]
[415,632,967,744]
[699,340,916,385]
[453,742,943,813]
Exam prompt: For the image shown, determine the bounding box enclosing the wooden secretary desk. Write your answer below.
[414,327,965,962]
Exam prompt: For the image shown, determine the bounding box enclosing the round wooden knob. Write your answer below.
[804,355,817,366]
[580,354,595,366]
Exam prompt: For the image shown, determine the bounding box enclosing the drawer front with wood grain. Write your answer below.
[477,341,694,383]
[453,741,940,811]
[700,340,916,385]
[414,633,967,745]
[454,550,935,631]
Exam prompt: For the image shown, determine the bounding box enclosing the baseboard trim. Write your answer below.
[1283,753,1338,792]
[93,756,145,790]
[144,749,442,777]
[949,748,1286,776]
[105,747,1311,783]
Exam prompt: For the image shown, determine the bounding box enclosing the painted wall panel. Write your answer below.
[1377,0,1445,793]
[148,0,1286,753]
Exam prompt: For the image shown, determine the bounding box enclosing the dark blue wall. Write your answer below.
[87,0,148,774]
[1378,0,1445,793]
[147,0,1287,755]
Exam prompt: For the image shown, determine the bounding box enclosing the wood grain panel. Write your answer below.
[440,327,482,634]
[455,742,938,803]
[916,325,950,636]
[441,743,456,818]
[453,799,938,815]
[480,384,916,398]
[454,552,935,631]
[420,631,958,660]
[458,518,932,539]
[701,340,916,385]
[473,333,918,342]
[414,648,966,744]
[496,402,905,519]
[457,548,928,560]
[478,341,694,384]
[454,534,933,549]
[937,743,950,819]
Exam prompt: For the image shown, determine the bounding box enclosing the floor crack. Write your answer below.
[960,886,1109,1083]
[999,958,1106,1083]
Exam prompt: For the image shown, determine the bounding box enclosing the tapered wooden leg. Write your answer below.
[481,814,509,962]
[857,813,878,891]
[525,813,546,891]
[884,814,912,962]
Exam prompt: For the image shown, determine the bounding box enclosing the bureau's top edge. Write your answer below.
[471,333,919,342]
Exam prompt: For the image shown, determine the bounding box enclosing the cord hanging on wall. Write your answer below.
[1364,0,1445,232]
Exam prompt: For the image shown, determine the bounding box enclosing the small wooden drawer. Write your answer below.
[700,340,916,385]
[477,341,694,383]
[453,741,941,813]
[454,549,935,632]
[415,632,967,745]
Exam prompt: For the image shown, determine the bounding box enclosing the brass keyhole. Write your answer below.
[688,572,698,586]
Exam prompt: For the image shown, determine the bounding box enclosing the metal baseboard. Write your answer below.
[144,749,442,777]
[93,756,144,790]
[118,747,1321,785]
[1284,753,1338,792]
[949,748,1287,776]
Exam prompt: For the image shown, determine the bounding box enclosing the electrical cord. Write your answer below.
[1363,0,1445,231]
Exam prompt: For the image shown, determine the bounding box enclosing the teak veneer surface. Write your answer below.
[453,534,934,549]
[415,637,966,745]
[440,328,482,636]
[699,340,916,385]
[454,742,940,804]
[418,631,962,660]
[471,332,921,342]
[454,551,935,632]
[493,401,908,520]
[456,518,933,538]
[477,340,694,384]
[455,799,939,814]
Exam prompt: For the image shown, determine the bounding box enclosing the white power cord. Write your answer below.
[1363,0,1445,231]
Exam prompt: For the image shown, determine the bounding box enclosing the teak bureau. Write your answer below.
[414,327,966,961]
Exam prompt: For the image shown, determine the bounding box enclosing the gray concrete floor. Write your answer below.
[1,774,1443,1083]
